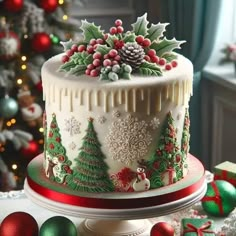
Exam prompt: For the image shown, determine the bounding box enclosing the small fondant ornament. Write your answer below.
[133,161,150,191]
[0,211,38,236]
[39,216,77,236]
[150,222,175,236]
[17,87,43,127]
[201,180,236,216]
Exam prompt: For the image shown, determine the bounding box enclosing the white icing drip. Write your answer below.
[70,90,73,112]
[59,88,62,111]
[141,89,144,100]
[87,90,91,111]
[125,90,128,112]
[104,91,108,112]
[111,91,115,108]
[156,90,161,112]
[119,89,122,104]
[95,91,99,106]
[165,85,169,99]
[171,83,175,102]
[132,89,136,112]
[147,89,151,115]
[64,88,68,96]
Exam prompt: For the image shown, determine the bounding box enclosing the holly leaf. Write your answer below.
[161,53,178,63]
[150,37,186,57]
[60,39,74,51]
[71,51,93,65]
[70,64,87,76]
[96,44,111,55]
[59,60,76,72]
[147,23,169,42]
[138,62,162,76]
[106,35,118,48]
[131,13,149,36]
[123,32,136,43]
[81,20,104,43]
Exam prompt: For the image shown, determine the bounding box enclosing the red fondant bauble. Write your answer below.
[0,212,38,236]
[39,0,58,13]
[31,32,51,53]
[20,140,40,160]
[150,222,175,236]
[3,0,23,12]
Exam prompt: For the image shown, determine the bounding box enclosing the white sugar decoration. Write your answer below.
[68,142,77,150]
[97,116,106,124]
[150,117,160,130]
[105,115,152,165]
[64,116,81,136]
[219,212,236,236]
[112,110,121,118]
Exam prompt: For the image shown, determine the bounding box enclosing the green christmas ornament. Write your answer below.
[0,96,18,118]
[39,216,77,236]
[50,34,60,45]
[201,180,236,217]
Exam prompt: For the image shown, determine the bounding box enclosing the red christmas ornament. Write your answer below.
[20,140,40,160]
[39,0,58,13]
[150,222,175,236]
[3,0,23,12]
[35,80,43,92]
[0,211,38,236]
[31,32,51,53]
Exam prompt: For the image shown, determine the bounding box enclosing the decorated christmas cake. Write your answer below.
[40,14,193,193]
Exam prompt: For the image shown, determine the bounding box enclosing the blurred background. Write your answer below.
[0,0,234,191]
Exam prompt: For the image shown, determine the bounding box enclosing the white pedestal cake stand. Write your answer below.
[24,154,207,236]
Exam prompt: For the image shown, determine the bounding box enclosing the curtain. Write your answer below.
[157,0,222,160]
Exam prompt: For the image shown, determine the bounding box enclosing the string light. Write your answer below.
[23,34,28,39]
[62,15,68,21]
[21,64,27,70]
[38,139,44,145]
[39,127,44,133]
[21,56,27,61]
[6,121,11,127]
[12,164,18,170]
[58,0,64,4]
[10,118,16,124]
[17,78,23,85]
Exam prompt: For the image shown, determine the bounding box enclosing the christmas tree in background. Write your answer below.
[66,117,114,193]
[0,0,80,190]
[148,112,182,189]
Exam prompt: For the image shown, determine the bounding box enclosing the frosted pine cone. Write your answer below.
[119,42,145,70]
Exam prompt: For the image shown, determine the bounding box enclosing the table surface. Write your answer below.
[0,172,233,235]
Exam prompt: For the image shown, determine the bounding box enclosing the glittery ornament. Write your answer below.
[3,0,23,12]
[39,216,77,236]
[0,211,38,236]
[31,32,51,53]
[201,180,236,217]
[39,0,58,13]
[150,222,175,236]
[0,96,18,118]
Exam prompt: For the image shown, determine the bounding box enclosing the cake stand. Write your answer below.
[24,154,207,236]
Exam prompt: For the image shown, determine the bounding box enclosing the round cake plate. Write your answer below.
[24,179,207,236]
[24,154,207,236]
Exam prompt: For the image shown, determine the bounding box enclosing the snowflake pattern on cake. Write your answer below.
[112,110,120,118]
[97,116,106,124]
[150,117,160,130]
[68,141,76,150]
[64,116,81,136]
[105,115,152,165]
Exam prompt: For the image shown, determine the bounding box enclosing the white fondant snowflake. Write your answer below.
[112,110,120,118]
[150,117,160,130]
[68,142,76,150]
[105,115,152,165]
[64,116,81,136]
[97,116,106,124]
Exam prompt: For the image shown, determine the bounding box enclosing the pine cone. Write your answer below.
[119,42,145,70]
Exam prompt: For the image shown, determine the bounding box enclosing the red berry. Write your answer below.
[159,58,166,66]
[109,49,118,57]
[104,54,109,59]
[142,38,151,47]
[103,59,112,66]
[62,55,69,63]
[66,49,74,57]
[144,55,151,62]
[165,64,172,70]
[112,60,118,65]
[93,52,102,59]
[87,45,94,54]
[90,69,99,77]
[89,39,97,45]
[78,44,86,52]
[117,26,124,33]
[151,56,159,63]
[136,35,144,44]
[110,27,117,35]
[115,19,122,26]
[87,64,94,70]
[147,49,156,58]
[114,55,121,61]
[85,69,91,75]
[96,38,104,44]
[71,44,78,52]
[171,60,178,67]
[93,59,101,67]
[104,34,109,40]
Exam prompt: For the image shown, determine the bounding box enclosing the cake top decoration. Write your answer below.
[59,13,185,81]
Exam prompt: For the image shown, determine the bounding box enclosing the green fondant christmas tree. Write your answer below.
[66,117,114,192]
[148,112,182,189]
[46,113,72,183]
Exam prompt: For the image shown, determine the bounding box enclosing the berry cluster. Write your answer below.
[135,35,151,48]
[109,19,124,35]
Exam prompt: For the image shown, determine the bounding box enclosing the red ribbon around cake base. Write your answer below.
[183,221,214,236]
[26,175,205,209]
